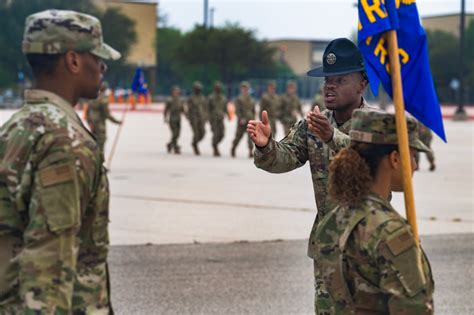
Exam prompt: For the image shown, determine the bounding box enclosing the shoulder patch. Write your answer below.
[386,229,416,256]
[39,164,75,187]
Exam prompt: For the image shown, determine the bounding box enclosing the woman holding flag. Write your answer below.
[313,109,434,314]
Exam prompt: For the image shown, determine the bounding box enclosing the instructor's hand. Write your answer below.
[247,110,272,147]
[306,106,333,143]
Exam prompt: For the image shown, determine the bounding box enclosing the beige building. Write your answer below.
[422,13,474,37]
[93,0,157,67]
[268,39,330,76]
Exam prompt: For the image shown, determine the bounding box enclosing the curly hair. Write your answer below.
[329,143,398,206]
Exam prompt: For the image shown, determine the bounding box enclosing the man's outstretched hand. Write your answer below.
[306,106,333,143]
[247,110,272,147]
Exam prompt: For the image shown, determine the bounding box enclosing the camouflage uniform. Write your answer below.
[186,93,207,148]
[0,90,112,314]
[208,89,228,152]
[0,10,119,314]
[313,110,434,314]
[255,100,370,233]
[259,92,280,137]
[416,122,435,170]
[279,93,303,135]
[314,194,434,314]
[164,94,185,153]
[311,92,326,112]
[255,100,370,312]
[232,88,256,156]
[86,93,121,153]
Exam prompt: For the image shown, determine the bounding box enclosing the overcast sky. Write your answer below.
[156,0,473,40]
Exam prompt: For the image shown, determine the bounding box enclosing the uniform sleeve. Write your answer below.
[20,133,81,313]
[254,120,308,173]
[225,97,230,119]
[326,127,350,151]
[72,164,111,313]
[371,222,434,314]
[164,99,171,117]
[103,101,121,124]
[235,98,243,119]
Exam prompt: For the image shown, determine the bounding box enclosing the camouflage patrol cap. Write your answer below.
[350,109,430,152]
[240,81,250,88]
[286,80,297,87]
[193,81,203,89]
[214,81,223,88]
[22,9,121,60]
[267,80,276,87]
[171,85,181,92]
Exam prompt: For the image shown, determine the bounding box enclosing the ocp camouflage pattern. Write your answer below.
[0,89,111,314]
[208,92,228,146]
[313,193,434,314]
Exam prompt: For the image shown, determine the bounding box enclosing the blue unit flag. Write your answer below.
[131,67,148,95]
[358,0,446,141]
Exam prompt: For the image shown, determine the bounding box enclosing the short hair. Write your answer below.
[26,53,64,78]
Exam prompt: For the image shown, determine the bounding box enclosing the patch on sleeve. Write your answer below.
[386,230,416,256]
[39,164,75,187]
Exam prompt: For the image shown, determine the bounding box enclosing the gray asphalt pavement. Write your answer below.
[109,233,474,315]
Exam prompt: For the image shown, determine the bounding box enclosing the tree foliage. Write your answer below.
[155,23,289,94]
[0,0,136,88]
[155,27,184,94]
[426,21,474,103]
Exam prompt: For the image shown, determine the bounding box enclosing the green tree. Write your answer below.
[100,7,137,87]
[155,27,184,94]
[426,30,459,103]
[175,24,277,91]
[0,0,136,88]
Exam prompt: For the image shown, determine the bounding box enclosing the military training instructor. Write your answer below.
[247,38,372,313]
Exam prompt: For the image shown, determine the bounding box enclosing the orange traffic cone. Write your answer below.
[129,93,136,111]
[109,90,115,104]
[227,102,235,121]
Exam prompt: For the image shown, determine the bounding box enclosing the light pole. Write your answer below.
[210,7,215,28]
[454,0,467,120]
[203,0,209,28]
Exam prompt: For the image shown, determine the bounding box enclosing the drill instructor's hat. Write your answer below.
[307,38,365,77]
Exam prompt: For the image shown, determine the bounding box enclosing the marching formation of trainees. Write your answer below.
[163,79,306,158]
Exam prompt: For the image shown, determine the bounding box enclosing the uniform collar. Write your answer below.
[328,97,369,132]
[365,191,395,210]
[24,89,81,124]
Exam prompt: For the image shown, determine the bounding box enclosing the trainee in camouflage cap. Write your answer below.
[171,85,181,92]
[240,81,250,88]
[193,81,203,89]
[349,109,430,153]
[22,9,121,60]
[286,80,297,87]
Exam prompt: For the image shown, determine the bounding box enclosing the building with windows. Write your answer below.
[422,13,474,37]
[267,39,331,76]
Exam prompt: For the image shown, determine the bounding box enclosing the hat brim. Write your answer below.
[90,43,121,61]
[410,139,431,153]
[307,66,365,77]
